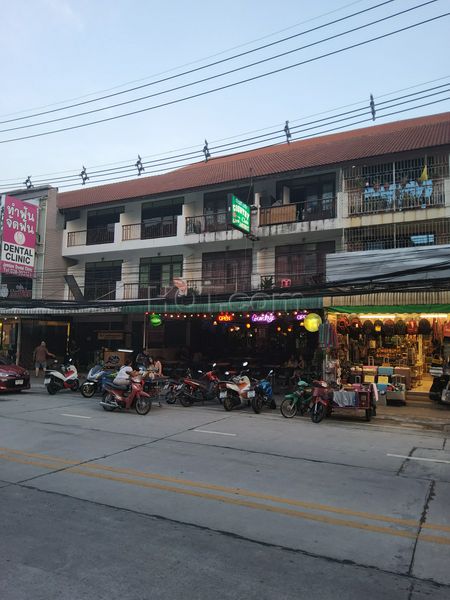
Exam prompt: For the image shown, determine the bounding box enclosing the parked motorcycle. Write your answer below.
[176,364,220,407]
[309,380,335,423]
[80,364,116,398]
[101,374,152,415]
[280,378,313,418]
[45,359,79,395]
[251,371,275,413]
[220,363,255,411]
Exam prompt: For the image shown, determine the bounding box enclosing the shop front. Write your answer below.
[326,305,450,401]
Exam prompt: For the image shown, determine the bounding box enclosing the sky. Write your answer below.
[0,0,449,192]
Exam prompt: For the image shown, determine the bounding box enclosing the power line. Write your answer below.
[0,1,436,136]
[0,0,396,126]
[3,83,448,191]
[0,9,447,146]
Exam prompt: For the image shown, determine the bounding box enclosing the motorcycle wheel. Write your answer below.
[252,394,264,414]
[46,381,59,395]
[102,392,116,411]
[165,389,177,404]
[223,395,234,411]
[81,382,96,398]
[179,393,194,407]
[280,398,298,418]
[311,402,326,423]
[135,396,152,415]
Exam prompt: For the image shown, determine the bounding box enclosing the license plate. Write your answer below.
[44,378,50,384]
[247,390,255,398]
[219,391,227,398]
[15,379,24,385]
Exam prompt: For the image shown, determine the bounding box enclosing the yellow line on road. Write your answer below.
[1,446,449,540]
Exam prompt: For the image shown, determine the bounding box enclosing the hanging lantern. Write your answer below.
[303,313,322,333]
[149,314,163,327]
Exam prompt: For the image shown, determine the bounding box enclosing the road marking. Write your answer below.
[60,414,92,419]
[387,453,450,465]
[1,446,450,541]
[193,429,237,436]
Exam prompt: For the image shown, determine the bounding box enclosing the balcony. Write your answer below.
[259,199,336,226]
[122,281,172,300]
[186,276,252,296]
[122,216,177,241]
[67,226,115,247]
[83,283,117,301]
[261,273,326,289]
[348,180,445,216]
[186,212,232,235]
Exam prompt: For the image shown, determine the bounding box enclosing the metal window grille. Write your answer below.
[344,219,450,252]
[343,154,448,215]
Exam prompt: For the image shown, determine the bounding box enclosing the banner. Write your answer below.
[0,196,38,278]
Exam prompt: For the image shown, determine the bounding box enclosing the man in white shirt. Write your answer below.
[113,360,139,388]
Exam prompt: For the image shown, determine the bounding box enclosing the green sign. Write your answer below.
[149,314,163,327]
[228,194,251,234]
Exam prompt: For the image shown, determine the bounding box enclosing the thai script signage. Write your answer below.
[251,312,276,324]
[1,196,38,278]
[227,194,251,234]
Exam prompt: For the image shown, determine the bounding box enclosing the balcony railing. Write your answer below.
[348,180,445,215]
[259,199,336,226]
[84,283,117,301]
[261,273,326,289]
[186,212,231,235]
[67,227,115,247]
[186,276,252,295]
[122,281,172,300]
[122,217,177,241]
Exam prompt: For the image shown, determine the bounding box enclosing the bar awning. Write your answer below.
[326,305,450,314]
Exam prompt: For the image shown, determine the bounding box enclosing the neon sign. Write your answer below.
[217,314,233,322]
[295,311,308,321]
[251,312,276,324]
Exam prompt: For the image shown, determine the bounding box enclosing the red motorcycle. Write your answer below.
[175,364,220,407]
[101,375,152,415]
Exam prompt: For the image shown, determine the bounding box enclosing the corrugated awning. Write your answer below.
[327,305,450,314]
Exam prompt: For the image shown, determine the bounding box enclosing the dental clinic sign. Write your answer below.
[0,196,37,278]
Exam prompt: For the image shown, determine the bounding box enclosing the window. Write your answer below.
[86,207,124,245]
[202,250,252,294]
[275,242,335,286]
[275,174,336,220]
[139,256,183,296]
[85,260,122,300]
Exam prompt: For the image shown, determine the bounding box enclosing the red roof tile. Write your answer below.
[57,112,450,209]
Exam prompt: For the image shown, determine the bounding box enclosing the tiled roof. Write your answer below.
[57,111,450,209]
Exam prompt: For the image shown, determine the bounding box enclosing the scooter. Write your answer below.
[252,371,275,413]
[280,378,313,418]
[101,374,152,415]
[176,364,220,407]
[45,359,79,395]
[220,363,255,411]
[80,364,116,398]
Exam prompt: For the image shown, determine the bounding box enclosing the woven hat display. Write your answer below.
[337,316,350,334]
[349,317,362,338]
[374,319,383,333]
[382,319,395,336]
[418,318,431,335]
[394,319,407,335]
[362,319,374,334]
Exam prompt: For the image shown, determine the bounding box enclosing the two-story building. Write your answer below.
[56,111,450,382]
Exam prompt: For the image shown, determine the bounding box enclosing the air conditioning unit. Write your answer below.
[281,279,291,288]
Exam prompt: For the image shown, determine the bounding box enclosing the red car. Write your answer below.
[0,355,30,392]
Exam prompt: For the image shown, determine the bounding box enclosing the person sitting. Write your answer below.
[113,360,139,390]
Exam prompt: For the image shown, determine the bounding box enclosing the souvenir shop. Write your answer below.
[325,307,450,399]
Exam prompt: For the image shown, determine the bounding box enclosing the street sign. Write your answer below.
[227,194,251,234]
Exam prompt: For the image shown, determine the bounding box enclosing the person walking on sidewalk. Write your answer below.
[33,341,55,377]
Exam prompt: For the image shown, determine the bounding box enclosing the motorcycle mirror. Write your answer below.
[212,362,217,368]
[243,361,248,367]
[197,370,203,374]
[225,371,230,376]
[268,370,273,376]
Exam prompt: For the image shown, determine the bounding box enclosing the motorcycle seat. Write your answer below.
[105,382,128,390]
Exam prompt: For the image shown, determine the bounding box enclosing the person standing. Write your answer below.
[33,341,55,377]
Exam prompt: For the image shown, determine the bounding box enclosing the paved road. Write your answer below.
[0,384,449,599]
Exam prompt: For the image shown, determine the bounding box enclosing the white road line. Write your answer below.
[60,414,92,419]
[387,453,450,465]
[194,429,237,437]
